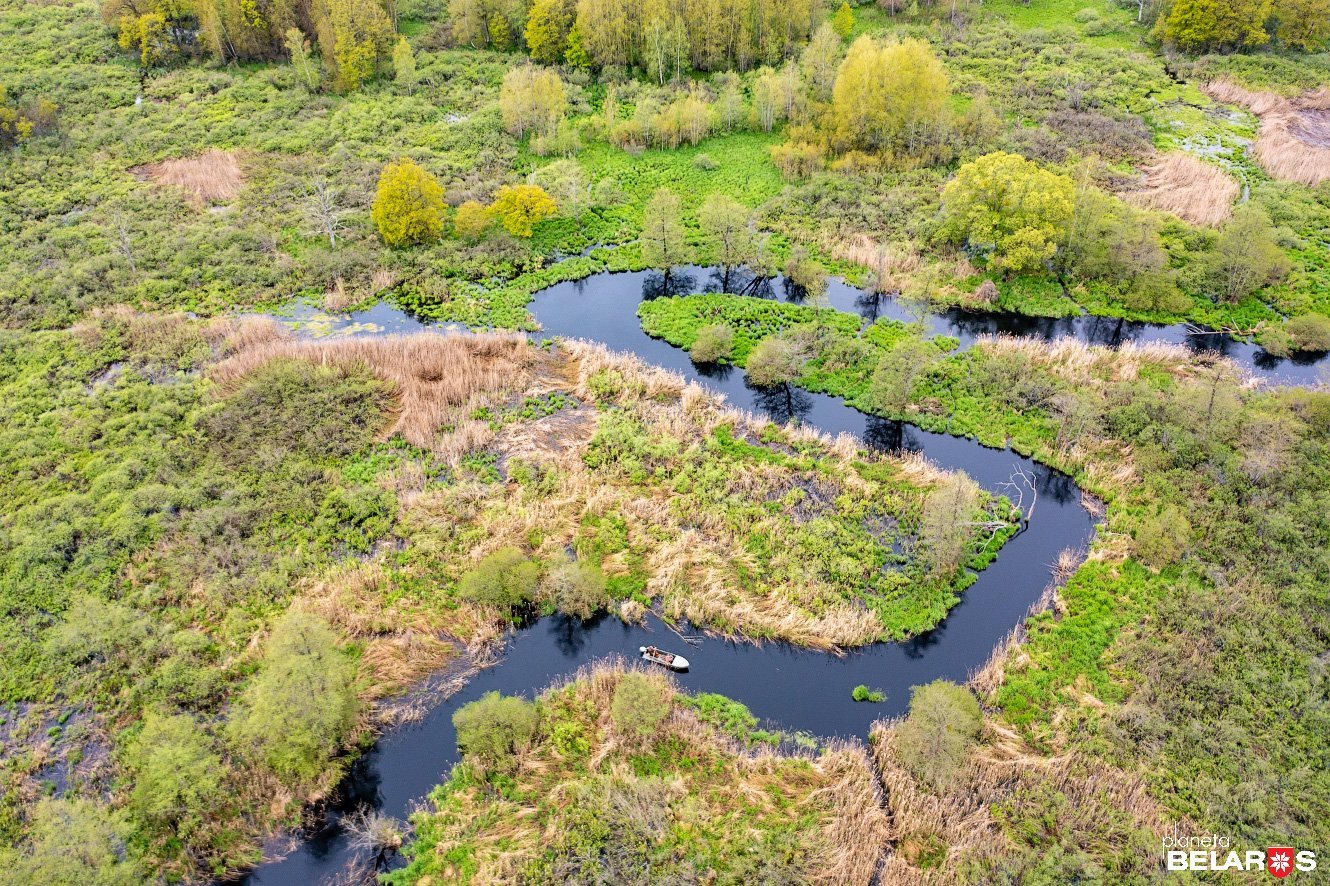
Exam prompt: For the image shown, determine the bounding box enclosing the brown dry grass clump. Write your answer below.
[1126,152,1238,226]
[211,327,536,448]
[976,334,1203,385]
[140,149,245,204]
[826,234,922,294]
[869,716,1169,883]
[1205,80,1330,186]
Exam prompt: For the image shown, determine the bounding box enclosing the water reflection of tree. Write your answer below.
[863,416,924,454]
[749,382,813,425]
[641,271,697,300]
[693,361,737,383]
[549,612,605,657]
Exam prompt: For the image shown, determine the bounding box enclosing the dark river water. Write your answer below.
[241,267,1193,883]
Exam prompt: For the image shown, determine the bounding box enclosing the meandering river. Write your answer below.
[243,266,1302,883]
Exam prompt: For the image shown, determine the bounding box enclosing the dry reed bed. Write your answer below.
[1126,151,1239,226]
[868,717,1169,882]
[487,339,969,647]
[974,334,1225,385]
[138,149,246,204]
[1204,80,1330,186]
[211,328,536,448]
[413,661,888,883]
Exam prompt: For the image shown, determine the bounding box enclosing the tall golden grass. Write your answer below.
[826,233,923,294]
[869,714,1170,882]
[211,327,535,448]
[1205,80,1330,186]
[140,149,245,204]
[1127,151,1239,226]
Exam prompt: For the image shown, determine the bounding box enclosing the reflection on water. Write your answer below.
[255,264,1327,384]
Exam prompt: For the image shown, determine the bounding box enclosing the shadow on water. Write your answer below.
[245,261,1322,884]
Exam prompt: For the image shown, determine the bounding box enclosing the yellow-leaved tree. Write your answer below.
[499,65,566,139]
[830,36,949,156]
[490,184,557,237]
[939,152,1075,275]
[372,158,448,246]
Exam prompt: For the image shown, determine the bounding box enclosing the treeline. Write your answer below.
[450,0,816,78]
[1148,0,1330,52]
[101,0,400,89]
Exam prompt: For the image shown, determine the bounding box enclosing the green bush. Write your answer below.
[228,612,358,786]
[851,684,885,702]
[893,680,982,789]
[457,547,541,615]
[542,558,608,620]
[610,672,670,742]
[1285,313,1330,352]
[690,324,735,363]
[452,691,540,773]
[745,336,804,387]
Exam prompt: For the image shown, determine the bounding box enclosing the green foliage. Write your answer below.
[542,557,608,620]
[490,184,557,237]
[392,37,418,90]
[893,680,982,789]
[452,691,539,772]
[372,158,449,247]
[523,0,572,62]
[689,323,734,363]
[851,684,885,702]
[457,547,541,615]
[640,187,688,271]
[940,152,1076,274]
[1284,313,1330,351]
[453,200,495,242]
[228,611,358,785]
[1204,203,1290,303]
[499,64,566,138]
[1154,0,1271,52]
[867,337,940,413]
[638,293,859,363]
[697,193,754,278]
[745,336,804,387]
[832,1,855,38]
[610,672,670,741]
[0,798,142,886]
[201,358,392,463]
[127,712,224,839]
[324,0,395,91]
[831,36,950,156]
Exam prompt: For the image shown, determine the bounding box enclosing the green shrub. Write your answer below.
[611,672,670,742]
[1285,314,1330,352]
[452,691,539,772]
[228,612,357,786]
[745,336,804,387]
[851,684,885,702]
[127,712,224,839]
[893,680,982,789]
[690,324,735,363]
[542,558,608,620]
[457,547,541,615]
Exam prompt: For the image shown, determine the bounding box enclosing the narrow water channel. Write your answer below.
[243,268,1107,883]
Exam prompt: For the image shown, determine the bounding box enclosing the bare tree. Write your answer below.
[305,174,350,248]
[109,212,137,274]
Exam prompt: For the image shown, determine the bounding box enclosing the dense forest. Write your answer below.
[1,0,1328,881]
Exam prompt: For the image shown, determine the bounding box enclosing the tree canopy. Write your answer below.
[940,152,1076,274]
[372,158,449,247]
